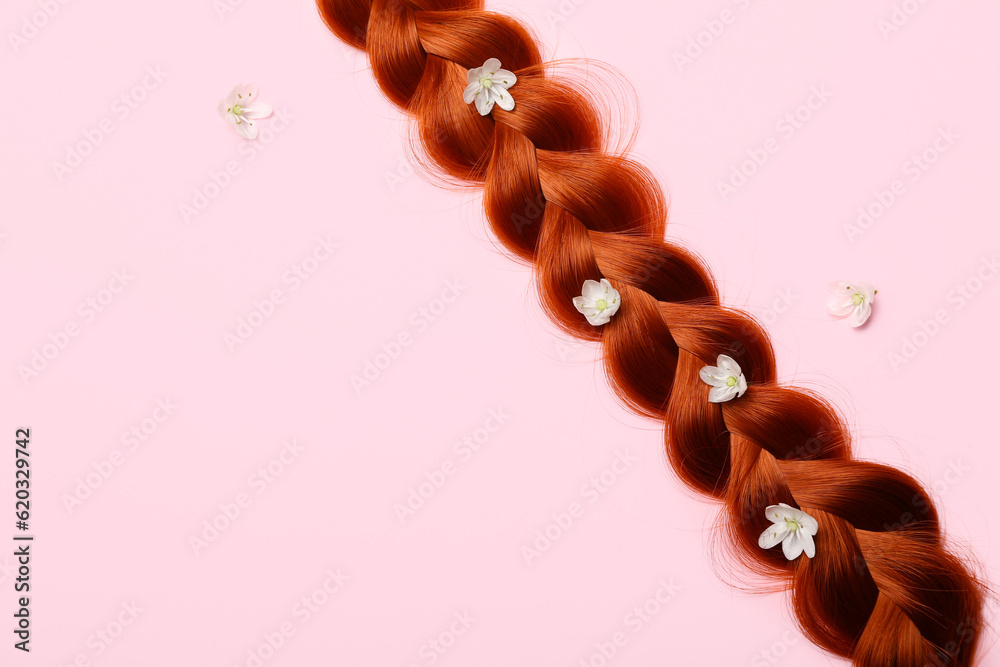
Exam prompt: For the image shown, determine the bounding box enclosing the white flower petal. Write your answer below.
[591,312,612,326]
[758,524,790,550]
[241,103,272,119]
[494,91,515,113]
[698,366,725,387]
[222,84,242,107]
[736,374,747,397]
[581,279,604,300]
[782,529,807,560]
[784,506,811,525]
[482,57,502,75]
[849,299,872,327]
[467,66,483,84]
[716,354,741,377]
[797,510,819,536]
[463,82,481,104]
[799,531,816,558]
[571,295,589,312]
[828,294,856,317]
[764,503,798,523]
[708,385,737,403]
[235,118,257,139]
[474,91,494,116]
[856,281,875,301]
[237,83,259,101]
[493,68,516,88]
[827,281,854,296]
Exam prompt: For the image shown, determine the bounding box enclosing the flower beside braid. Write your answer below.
[827,280,876,327]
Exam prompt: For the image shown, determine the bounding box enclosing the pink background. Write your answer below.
[3,0,999,664]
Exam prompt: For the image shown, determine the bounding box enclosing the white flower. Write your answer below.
[463,58,516,116]
[827,281,876,327]
[218,83,273,139]
[698,354,747,403]
[572,278,621,326]
[758,503,818,560]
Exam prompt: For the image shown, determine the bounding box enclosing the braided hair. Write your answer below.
[317,1,987,663]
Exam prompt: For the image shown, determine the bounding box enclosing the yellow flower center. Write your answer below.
[595,299,607,311]
[785,518,801,532]
[726,376,738,387]
[852,293,864,305]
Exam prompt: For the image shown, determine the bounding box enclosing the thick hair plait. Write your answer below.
[317,0,988,663]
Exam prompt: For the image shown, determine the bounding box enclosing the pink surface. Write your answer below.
[3,0,999,664]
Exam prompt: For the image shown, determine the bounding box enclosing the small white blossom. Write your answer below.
[698,354,747,403]
[758,503,818,560]
[827,281,876,327]
[463,58,516,116]
[572,278,621,326]
[218,83,273,139]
